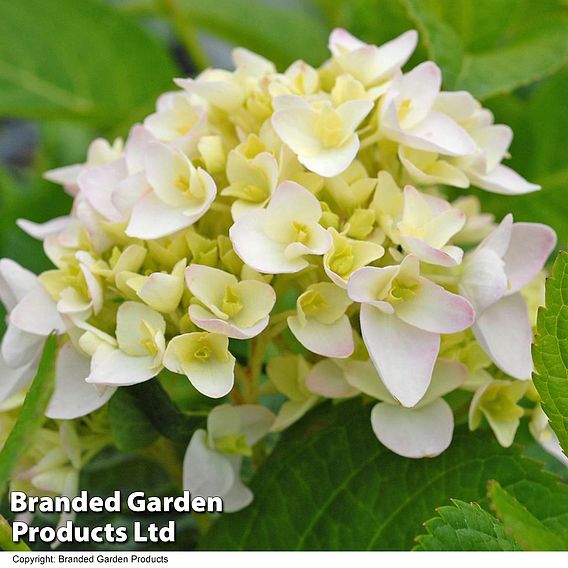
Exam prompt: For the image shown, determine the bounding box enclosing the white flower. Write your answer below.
[144,93,207,154]
[287,282,354,358]
[186,264,276,339]
[44,137,123,195]
[344,359,467,457]
[271,95,373,177]
[126,142,216,240]
[0,259,64,369]
[86,302,165,386]
[328,28,418,89]
[46,342,115,420]
[164,332,235,398]
[323,227,384,288]
[397,186,466,266]
[221,149,278,219]
[348,254,474,406]
[229,181,332,274]
[469,379,528,447]
[459,214,556,379]
[380,62,476,156]
[184,404,274,512]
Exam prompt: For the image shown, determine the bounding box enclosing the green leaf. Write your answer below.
[128,379,204,446]
[488,481,566,550]
[108,389,160,451]
[414,499,520,551]
[532,251,568,457]
[399,0,568,99]
[0,335,57,496]
[179,0,329,69]
[202,399,568,550]
[0,514,30,552]
[0,0,177,128]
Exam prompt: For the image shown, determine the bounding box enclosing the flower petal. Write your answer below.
[504,223,556,294]
[396,277,475,334]
[87,347,160,386]
[10,288,65,336]
[126,191,196,239]
[306,359,358,398]
[230,209,307,274]
[468,164,540,195]
[370,398,454,458]
[473,293,533,380]
[183,430,236,498]
[288,314,354,358]
[46,342,115,419]
[360,304,439,407]
[299,135,359,178]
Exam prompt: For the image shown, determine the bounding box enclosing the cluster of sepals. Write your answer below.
[0,28,564,514]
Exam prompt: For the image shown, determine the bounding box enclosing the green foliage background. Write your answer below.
[1,0,568,552]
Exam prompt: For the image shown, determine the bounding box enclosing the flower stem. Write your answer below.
[156,0,209,71]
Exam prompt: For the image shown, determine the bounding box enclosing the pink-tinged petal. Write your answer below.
[370,398,454,458]
[288,314,354,358]
[183,430,236,499]
[396,277,475,334]
[360,304,439,407]
[189,305,269,340]
[112,173,150,217]
[125,124,156,174]
[328,28,366,53]
[46,342,115,419]
[306,359,358,399]
[16,216,71,241]
[504,223,556,294]
[473,293,533,380]
[0,354,37,403]
[126,191,195,239]
[299,135,359,178]
[1,325,44,369]
[401,236,463,266]
[87,348,160,386]
[0,259,41,310]
[469,164,540,195]
[479,213,513,257]
[405,111,476,156]
[10,288,65,336]
[77,158,127,221]
[230,209,307,274]
[460,248,507,314]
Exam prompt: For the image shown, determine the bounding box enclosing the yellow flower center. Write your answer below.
[221,285,243,318]
[300,288,328,317]
[215,434,252,456]
[292,221,310,244]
